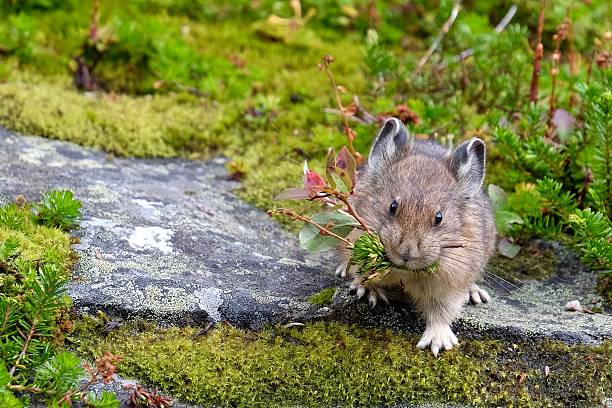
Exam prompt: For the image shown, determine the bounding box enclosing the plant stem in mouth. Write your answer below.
[393,261,440,274]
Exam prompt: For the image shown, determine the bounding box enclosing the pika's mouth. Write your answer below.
[392,260,440,274]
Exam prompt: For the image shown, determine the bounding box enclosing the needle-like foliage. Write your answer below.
[0,192,121,407]
[33,190,82,231]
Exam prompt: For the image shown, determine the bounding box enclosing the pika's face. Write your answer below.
[354,118,486,271]
[354,156,465,270]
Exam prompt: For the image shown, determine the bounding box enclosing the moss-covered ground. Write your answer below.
[70,317,611,407]
[488,244,558,283]
[308,287,338,306]
[0,201,74,290]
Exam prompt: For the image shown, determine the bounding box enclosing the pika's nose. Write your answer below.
[402,255,411,263]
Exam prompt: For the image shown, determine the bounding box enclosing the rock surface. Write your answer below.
[0,128,610,345]
[0,127,339,329]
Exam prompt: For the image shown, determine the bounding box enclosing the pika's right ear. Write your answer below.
[368,118,410,168]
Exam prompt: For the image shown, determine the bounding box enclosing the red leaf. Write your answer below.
[394,104,420,125]
[303,162,327,196]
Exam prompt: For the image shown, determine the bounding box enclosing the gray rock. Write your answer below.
[0,127,339,330]
[0,128,610,346]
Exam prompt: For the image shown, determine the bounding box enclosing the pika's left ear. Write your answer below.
[450,138,486,195]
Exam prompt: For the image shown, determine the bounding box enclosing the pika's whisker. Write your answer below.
[486,265,525,285]
[482,275,512,293]
[484,271,520,290]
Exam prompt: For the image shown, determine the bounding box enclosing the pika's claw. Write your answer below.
[335,261,349,277]
[367,286,388,306]
[468,284,491,305]
[350,278,388,306]
[417,325,459,356]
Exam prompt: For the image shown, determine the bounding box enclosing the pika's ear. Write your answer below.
[450,138,486,195]
[368,117,410,168]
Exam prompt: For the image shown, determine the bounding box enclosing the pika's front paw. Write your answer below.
[350,278,388,307]
[417,325,458,356]
[468,284,491,305]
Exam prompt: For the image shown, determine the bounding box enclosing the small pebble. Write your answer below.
[565,300,583,312]
[544,366,550,377]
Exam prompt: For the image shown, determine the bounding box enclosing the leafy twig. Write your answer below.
[267,208,353,246]
[529,0,546,103]
[335,195,372,235]
[8,384,53,395]
[411,1,461,80]
[89,0,100,42]
[58,352,122,405]
[320,55,363,164]
[125,384,173,408]
[323,96,378,125]
[547,17,569,137]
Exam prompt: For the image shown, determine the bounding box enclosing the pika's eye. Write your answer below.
[389,200,398,216]
[434,211,443,225]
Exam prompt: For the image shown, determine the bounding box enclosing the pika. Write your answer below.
[337,118,496,355]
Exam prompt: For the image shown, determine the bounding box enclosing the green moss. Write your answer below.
[0,203,73,274]
[488,243,557,283]
[307,287,337,306]
[69,318,612,407]
[0,78,228,158]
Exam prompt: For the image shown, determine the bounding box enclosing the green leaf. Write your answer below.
[336,146,356,190]
[498,238,521,258]
[325,147,336,189]
[86,391,120,408]
[495,210,524,235]
[0,362,11,389]
[351,233,392,275]
[0,238,20,261]
[330,171,349,193]
[0,391,22,408]
[273,188,309,201]
[298,211,359,253]
[33,190,82,230]
[33,351,83,394]
[488,184,508,213]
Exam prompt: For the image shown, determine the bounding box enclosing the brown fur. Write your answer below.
[337,118,496,354]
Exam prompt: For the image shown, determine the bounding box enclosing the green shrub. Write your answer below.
[0,192,121,407]
[33,190,82,230]
[488,75,611,301]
